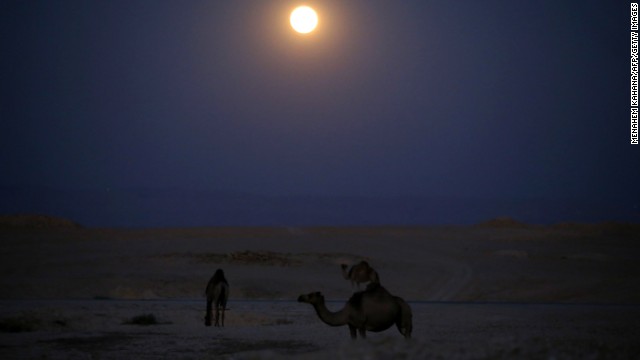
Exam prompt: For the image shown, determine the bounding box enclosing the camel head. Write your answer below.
[340,264,348,270]
[297,291,325,305]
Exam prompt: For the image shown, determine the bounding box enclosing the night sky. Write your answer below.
[1,1,638,227]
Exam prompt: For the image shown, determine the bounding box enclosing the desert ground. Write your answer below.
[1,216,640,358]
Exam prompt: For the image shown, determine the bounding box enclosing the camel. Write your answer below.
[205,268,229,327]
[341,260,380,289]
[297,283,412,339]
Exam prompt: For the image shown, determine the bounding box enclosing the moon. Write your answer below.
[290,6,318,34]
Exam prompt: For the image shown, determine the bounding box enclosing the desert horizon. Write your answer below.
[1,214,639,303]
[3,186,638,228]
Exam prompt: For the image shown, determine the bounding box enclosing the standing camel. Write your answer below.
[297,283,412,339]
[341,260,380,289]
[205,268,229,327]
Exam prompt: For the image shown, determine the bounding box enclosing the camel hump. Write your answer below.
[365,281,382,291]
[348,284,389,307]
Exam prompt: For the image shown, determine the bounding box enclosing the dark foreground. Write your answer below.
[1,299,639,359]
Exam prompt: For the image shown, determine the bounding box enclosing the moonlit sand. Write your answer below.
[1,216,639,358]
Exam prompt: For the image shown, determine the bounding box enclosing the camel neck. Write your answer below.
[312,301,349,327]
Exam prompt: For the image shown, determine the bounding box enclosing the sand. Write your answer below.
[1,221,639,358]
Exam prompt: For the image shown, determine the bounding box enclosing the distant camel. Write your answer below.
[205,269,229,327]
[341,261,380,288]
[297,283,412,339]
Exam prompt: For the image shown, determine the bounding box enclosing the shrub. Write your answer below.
[0,315,41,333]
[123,314,158,326]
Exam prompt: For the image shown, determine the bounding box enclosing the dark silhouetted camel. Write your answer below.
[341,260,380,288]
[297,283,412,339]
[205,268,229,327]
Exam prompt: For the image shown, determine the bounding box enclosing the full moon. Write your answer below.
[290,6,318,34]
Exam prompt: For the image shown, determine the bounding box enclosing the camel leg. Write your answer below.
[205,299,213,326]
[396,299,413,339]
[214,306,220,327]
[348,325,357,339]
[358,327,367,339]
[396,322,411,339]
[221,308,225,327]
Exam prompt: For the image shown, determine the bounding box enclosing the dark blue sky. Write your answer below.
[1,1,638,226]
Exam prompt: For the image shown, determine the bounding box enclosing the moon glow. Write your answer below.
[290,6,318,34]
